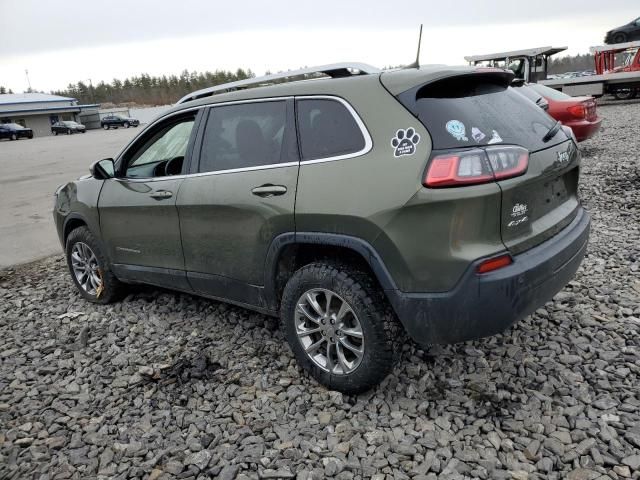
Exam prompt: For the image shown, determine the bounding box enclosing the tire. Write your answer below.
[124,122,130,128]
[81,130,86,133]
[280,262,403,394]
[103,124,109,130]
[54,131,58,136]
[613,33,627,44]
[65,226,123,304]
[614,89,637,100]
[10,133,16,141]
[66,129,72,135]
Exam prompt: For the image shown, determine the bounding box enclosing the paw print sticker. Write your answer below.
[391,127,421,157]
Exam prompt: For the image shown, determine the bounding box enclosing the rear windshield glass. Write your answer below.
[399,75,566,151]
[528,83,572,101]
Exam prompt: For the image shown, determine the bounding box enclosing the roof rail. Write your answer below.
[176,62,380,104]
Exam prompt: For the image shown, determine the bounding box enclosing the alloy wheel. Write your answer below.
[295,288,364,375]
[70,242,102,295]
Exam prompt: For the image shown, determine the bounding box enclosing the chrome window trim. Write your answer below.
[295,95,373,165]
[117,161,300,183]
[112,95,372,183]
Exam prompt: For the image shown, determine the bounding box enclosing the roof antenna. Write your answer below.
[405,24,423,69]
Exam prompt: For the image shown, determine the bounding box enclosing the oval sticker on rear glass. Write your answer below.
[391,127,421,157]
[445,120,468,141]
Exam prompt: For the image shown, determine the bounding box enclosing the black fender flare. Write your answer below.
[263,232,399,311]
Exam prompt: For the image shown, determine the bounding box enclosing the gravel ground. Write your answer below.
[1,104,639,480]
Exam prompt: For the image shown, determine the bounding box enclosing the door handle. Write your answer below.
[251,184,287,197]
[149,190,173,200]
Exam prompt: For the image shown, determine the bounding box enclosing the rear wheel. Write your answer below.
[54,131,58,136]
[103,124,109,130]
[66,129,72,135]
[10,133,16,141]
[124,122,130,128]
[614,88,637,100]
[281,262,403,393]
[66,226,123,304]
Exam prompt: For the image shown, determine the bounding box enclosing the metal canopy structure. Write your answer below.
[177,62,380,104]
[464,46,568,64]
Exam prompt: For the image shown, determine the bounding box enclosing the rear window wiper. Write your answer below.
[542,121,562,143]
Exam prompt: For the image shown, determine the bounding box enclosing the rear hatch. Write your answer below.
[389,70,580,255]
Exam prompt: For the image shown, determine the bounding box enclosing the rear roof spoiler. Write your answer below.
[381,66,515,96]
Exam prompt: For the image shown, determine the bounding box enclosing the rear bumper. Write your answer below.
[387,207,590,345]
[570,118,602,142]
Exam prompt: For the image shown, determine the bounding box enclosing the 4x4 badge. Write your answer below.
[391,128,421,157]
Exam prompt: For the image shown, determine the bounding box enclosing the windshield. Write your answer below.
[5,123,25,129]
[398,75,565,152]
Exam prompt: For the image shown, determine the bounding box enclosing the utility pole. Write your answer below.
[25,69,32,92]
[88,78,96,104]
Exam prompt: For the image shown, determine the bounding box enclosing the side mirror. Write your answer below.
[90,158,115,180]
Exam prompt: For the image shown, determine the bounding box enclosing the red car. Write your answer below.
[528,83,602,142]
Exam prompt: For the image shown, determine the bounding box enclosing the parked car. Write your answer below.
[512,82,550,111]
[54,63,590,393]
[101,115,140,129]
[528,83,602,142]
[0,123,33,140]
[51,121,86,135]
[605,17,640,44]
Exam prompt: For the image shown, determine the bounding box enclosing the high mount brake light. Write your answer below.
[424,146,529,188]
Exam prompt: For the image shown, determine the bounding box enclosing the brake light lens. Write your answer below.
[477,254,513,274]
[567,104,586,119]
[424,146,529,188]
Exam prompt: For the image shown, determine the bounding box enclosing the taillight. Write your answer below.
[424,146,529,188]
[567,104,586,119]
[477,254,513,274]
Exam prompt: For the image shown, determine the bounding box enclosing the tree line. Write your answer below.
[0,54,603,105]
[51,68,255,106]
[547,53,596,74]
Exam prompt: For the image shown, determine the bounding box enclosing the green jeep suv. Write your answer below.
[53,63,590,393]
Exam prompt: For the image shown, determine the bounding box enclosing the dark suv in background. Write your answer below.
[101,115,140,129]
[54,63,590,393]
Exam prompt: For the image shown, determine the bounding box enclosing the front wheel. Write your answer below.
[66,129,71,135]
[10,133,17,141]
[613,33,627,44]
[124,122,130,128]
[53,131,58,136]
[66,226,123,304]
[103,124,109,130]
[280,263,403,394]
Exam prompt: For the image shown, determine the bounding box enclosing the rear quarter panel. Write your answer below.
[294,76,432,254]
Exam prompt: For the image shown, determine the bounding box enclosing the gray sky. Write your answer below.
[0,0,638,92]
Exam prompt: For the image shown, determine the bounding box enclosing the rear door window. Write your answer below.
[199,100,291,173]
[397,74,566,152]
[296,98,366,160]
